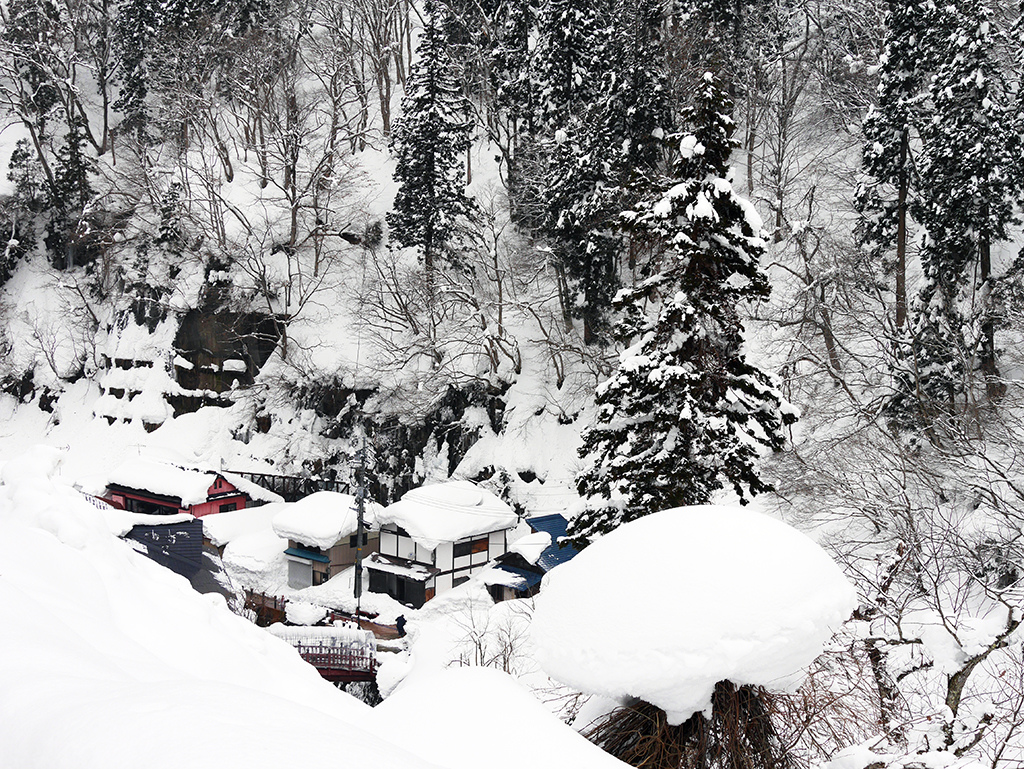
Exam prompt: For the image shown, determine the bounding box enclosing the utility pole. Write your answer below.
[353,431,366,619]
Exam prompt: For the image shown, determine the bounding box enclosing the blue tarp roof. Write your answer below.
[526,513,579,574]
[284,546,330,564]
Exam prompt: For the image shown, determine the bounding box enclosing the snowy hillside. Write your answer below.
[2,0,1024,767]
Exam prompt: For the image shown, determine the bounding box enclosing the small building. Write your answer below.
[90,491,206,576]
[485,513,580,602]
[104,456,283,517]
[366,480,520,608]
[271,491,383,589]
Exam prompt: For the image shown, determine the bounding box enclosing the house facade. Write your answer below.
[364,480,521,608]
[272,491,382,590]
[283,530,381,589]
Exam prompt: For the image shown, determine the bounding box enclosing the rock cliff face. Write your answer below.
[170,310,282,410]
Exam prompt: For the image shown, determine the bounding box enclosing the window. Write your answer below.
[313,568,330,586]
[453,575,470,588]
[453,537,488,559]
[349,532,369,548]
[219,502,237,513]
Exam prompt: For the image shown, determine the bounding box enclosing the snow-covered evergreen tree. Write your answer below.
[569,73,795,546]
[538,0,670,344]
[855,0,931,331]
[531,0,609,130]
[44,112,96,269]
[387,0,476,273]
[892,0,1019,420]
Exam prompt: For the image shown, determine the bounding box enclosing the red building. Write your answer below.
[104,457,282,517]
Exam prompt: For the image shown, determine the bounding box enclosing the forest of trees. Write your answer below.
[3,0,1024,766]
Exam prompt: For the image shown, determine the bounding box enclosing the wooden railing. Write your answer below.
[294,644,378,682]
[244,590,287,626]
[228,471,351,503]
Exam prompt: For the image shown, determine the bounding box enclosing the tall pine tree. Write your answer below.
[537,0,670,344]
[387,0,476,274]
[856,0,931,332]
[894,0,1019,420]
[569,73,795,547]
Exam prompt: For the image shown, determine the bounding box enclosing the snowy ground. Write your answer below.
[0,446,632,769]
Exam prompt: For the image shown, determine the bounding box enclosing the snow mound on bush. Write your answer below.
[530,504,856,725]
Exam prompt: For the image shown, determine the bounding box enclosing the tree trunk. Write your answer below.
[978,227,1003,399]
[895,130,908,330]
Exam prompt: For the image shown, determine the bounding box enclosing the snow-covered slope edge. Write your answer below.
[0,446,439,769]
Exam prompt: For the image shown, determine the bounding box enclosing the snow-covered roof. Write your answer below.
[218,471,286,504]
[377,480,518,550]
[271,491,381,550]
[202,502,289,548]
[104,511,195,538]
[531,504,857,725]
[106,456,282,506]
[482,564,541,591]
[508,531,551,565]
[526,513,579,573]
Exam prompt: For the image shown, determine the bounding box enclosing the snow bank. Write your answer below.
[271,490,380,549]
[375,667,629,769]
[378,480,518,550]
[0,447,439,769]
[530,505,856,724]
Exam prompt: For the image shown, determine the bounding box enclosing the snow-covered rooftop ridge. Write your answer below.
[531,504,857,726]
[105,456,282,506]
[377,480,518,550]
[271,491,381,550]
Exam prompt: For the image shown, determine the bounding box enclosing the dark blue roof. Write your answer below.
[493,565,543,589]
[526,513,579,574]
[284,546,330,564]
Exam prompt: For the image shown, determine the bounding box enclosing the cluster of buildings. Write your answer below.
[100,456,577,613]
